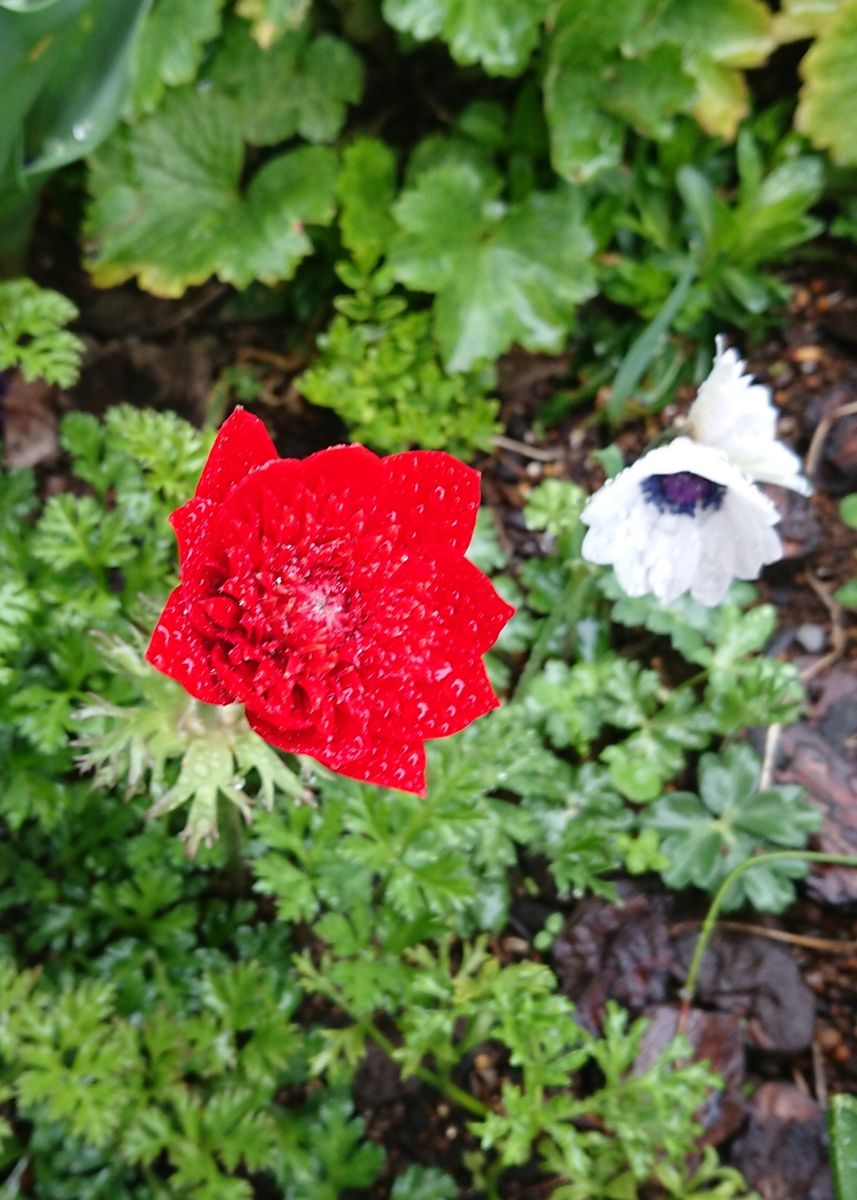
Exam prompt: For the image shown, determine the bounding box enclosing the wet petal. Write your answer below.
[194,408,279,502]
[247,710,427,795]
[367,653,500,740]
[145,588,232,704]
[366,551,515,657]
[688,337,810,494]
[149,423,509,789]
[298,443,385,516]
[380,451,481,553]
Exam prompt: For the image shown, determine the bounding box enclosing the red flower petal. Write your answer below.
[297,443,384,509]
[169,497,218,577]
[364,652,500,740]
[366,551,515,659]
[380,451,481,554]
[247,709,427,795]
[145,588,231,705]
[194,408,278,502]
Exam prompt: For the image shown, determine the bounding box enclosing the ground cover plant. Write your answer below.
[2,2,857,1198]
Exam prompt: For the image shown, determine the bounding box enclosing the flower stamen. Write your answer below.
[641,471,726,517]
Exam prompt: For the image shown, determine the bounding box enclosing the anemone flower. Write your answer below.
[581,437,783,606]
[146,409,513,795]
[581,338,810,606]
[687,335,811,495]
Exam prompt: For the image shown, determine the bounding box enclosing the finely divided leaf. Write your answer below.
[0,279,83,387]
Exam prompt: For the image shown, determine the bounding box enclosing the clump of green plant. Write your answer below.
[0,278,84,387]
[642,743,821,910]
[297,263,500,457]
[599,116,825,337]
[1,408,768,1195]
[517,478,814,910]
[300,939,755,1200]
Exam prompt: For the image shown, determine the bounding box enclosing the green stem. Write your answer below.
[514,567,591,699]
[354,1012,490,1118]
[218,797,245,896]
[681,851,857,1020]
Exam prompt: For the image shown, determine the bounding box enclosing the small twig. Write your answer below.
[491,434,563,462]
[812,1039,829,1110]
[675,918,857,955]
[792,1064,811,1095]
[759,722,782,790]
[155,282,230,332]
[801,572,849,682]
[1,1157,30,1198]
[237,346,309,373]
[805,399,857,479]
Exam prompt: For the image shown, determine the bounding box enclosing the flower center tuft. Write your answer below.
[640,471,726,517]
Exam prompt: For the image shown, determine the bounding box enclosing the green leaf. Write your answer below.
[85,90,337,296]
[836,578,857,608]
[236,0,311,47]
[382,0,552,76]
[298,302,500,457]
[523,479,587,542]
[545,14,695,182]
[207,18,363,146]
[830,1094,857,1200]
[391,1165,458,1200]
[653,0,773,137]
[773,0,839,42]
[796,0,857,164]
[543,0,772,182]
[336,138,398,273]
[0,278,83,386]
[643,744,821,909]
[0,0,151,182]
[129,0,223,115]
[840,494,857,529]
[388,162,596,370]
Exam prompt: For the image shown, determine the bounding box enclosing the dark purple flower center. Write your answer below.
[640,471,726,516]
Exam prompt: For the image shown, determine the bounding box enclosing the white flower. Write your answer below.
[687,335,811,495]
[581,437,782,607]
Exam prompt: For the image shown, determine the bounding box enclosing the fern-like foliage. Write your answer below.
[0,279,85,387]
[297,264,500,458]
[74,633,308,855]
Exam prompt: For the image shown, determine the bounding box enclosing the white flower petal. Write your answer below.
[687,336,811,494]
[581,440,784,607]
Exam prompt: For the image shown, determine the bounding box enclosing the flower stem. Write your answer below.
[352,1011,490,1118]
[514,566,590,699]
[679,850,857,1028]
[218,797,245,896]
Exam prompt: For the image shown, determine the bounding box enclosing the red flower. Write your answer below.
[146,409,514,795]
